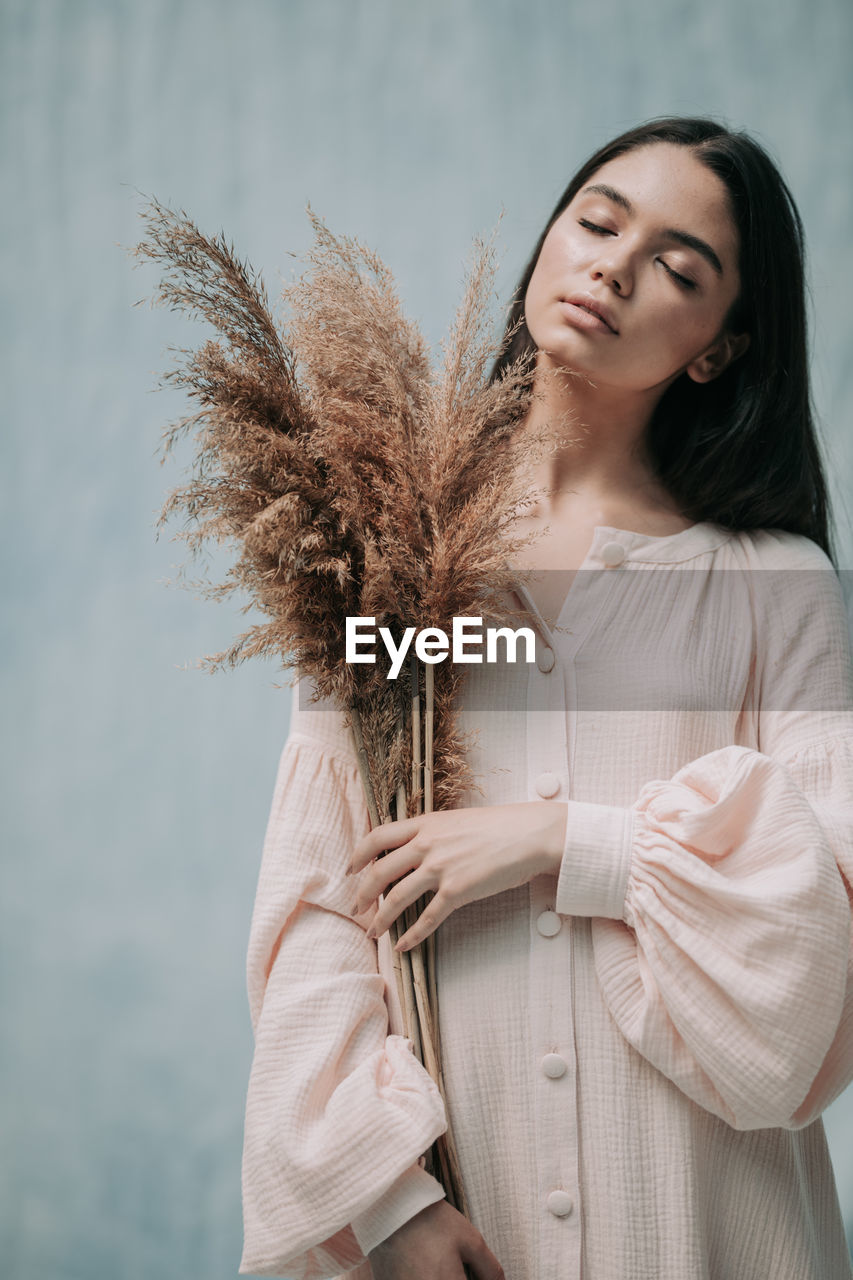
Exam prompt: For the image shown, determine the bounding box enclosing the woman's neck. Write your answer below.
[514,355,678,518]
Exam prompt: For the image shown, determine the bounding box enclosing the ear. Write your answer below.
[686,331,751,384]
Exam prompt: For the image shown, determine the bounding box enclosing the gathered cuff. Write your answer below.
[555,800,634,919]
[240,1033,448,1275]
[350,1160,447,1257]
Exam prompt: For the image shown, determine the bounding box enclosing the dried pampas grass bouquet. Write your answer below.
[129,197,553,1219]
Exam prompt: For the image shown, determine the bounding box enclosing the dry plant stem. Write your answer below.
[426,938,440,1064]
[419,667,442,1076]
[408,658,442,1183]
[410,656,444,1178]
[420,662,471,1223]
[389,701,423,1069]
[411,661,442,1077]
[409,662,442,1105]
[424,663,434,813]
[411,655,422,813]
[387,790,421,1068]
[348,710,409,1040]
[408,921,438,1083]
[422,667,441,1075]
[408,935,452,1195]
[348,708,380,829]
[397,926,422,1066]
[395,779,423,1067]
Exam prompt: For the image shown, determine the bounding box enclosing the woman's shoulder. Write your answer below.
[721,528,848,663]
[724,529,850,687]
[723,525,836,573]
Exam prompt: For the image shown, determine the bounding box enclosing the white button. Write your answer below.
[541,1053,568,1079]
[537,646,556,673]
[601,541,626,567]
[547,1189,574,1217]
[535,771,560,799]
[536,910,561,937]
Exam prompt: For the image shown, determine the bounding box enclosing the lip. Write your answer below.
[559,293,619,335]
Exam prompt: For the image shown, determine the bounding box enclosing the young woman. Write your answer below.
[238,118,853,1279]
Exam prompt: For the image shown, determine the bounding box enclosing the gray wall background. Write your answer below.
[2,1,852,1276]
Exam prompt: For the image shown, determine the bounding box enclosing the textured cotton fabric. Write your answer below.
[239,522,853,1279]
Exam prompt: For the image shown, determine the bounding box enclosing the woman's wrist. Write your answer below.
[530,801,568,878]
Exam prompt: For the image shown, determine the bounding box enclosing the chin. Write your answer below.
[537,343,595,378]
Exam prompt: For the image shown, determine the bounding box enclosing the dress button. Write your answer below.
[547,1189,574,1217]
[541,1053,568,1079]
[536,910,562,937]
[535,771,560,798]
[537,646,556,673]
[601,540,626,567]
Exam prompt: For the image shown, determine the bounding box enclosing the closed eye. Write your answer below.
[578,218,613,235]
[660,261,697,290]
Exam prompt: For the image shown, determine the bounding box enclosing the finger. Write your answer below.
[347,816,423,875]
[353,841,424,913]
[394,893,451,952]
[365,870,435,940]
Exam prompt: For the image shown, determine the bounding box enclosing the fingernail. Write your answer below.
[394,939,408,952]
[366,925,377,940]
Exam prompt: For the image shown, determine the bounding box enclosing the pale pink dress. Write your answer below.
[239,523,853,1279]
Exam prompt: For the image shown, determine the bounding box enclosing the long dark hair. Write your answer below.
[490,116,836,564]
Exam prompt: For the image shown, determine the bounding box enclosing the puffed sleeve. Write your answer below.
[554,534,853,1132]
[239,675,448,1279]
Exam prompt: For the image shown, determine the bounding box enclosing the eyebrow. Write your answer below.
[581,182,725,277]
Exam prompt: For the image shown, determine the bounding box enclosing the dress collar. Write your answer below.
[505,522,736,644]
[584,521,735,564]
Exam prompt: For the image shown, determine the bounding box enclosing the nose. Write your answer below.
[590,246,633,296]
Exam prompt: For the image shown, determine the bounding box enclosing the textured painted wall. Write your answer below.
[2,1,851,1276]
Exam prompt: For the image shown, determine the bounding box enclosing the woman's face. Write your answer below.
[523,143,749,392]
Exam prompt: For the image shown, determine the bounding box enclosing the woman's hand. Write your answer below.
[368,1199,505,1279]
[347,801,567,951]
